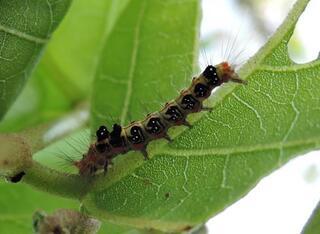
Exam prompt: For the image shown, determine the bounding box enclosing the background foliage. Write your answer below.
[0,0,319,233]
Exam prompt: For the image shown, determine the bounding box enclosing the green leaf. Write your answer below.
[91,0,200,130]
[302,201,320,234]
[44,0,130,96]
[0,181,78,233]
[0,180,143,234]
[0,65,72,132]
[0,0,71,119]
[0,0,130,132]
[0,182,139,234]
[99,223,144,234]
[80,0,320,232]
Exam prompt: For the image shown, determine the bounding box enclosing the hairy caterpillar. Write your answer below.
[75,62,246,176]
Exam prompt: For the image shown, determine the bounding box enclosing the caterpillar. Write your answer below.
[74,62,246,176]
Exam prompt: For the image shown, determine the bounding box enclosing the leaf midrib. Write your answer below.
[120,0,147,125]
[158,136,320,157]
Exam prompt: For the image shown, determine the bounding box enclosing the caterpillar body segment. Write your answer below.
[75,62,246,176]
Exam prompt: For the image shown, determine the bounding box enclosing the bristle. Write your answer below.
[76,61,246,176]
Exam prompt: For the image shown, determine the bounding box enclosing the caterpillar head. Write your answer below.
[75,125,114,176]
[74,145,107,176]
[203,62,246,86]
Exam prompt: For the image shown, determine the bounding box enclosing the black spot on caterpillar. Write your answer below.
[74,62,246,176]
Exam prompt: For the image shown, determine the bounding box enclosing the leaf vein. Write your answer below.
[279,75,300,164]
[232,93,267,134]
[0,23,48,44]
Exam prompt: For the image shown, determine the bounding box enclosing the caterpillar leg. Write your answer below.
[107,159,114,166]
[164,134,173,142]
[141,149,149,160]
[182,120,192,128]
[103,161,109,176]
[202,106,213,111]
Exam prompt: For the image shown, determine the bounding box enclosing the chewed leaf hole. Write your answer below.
[288,0,320,64]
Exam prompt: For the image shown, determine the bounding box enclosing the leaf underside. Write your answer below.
[0,0,130,132]
[81,0,320,232]
[1,0,320,233]
[0,0,71,119]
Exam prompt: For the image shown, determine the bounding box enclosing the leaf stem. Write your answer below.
[23,161,93,200]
